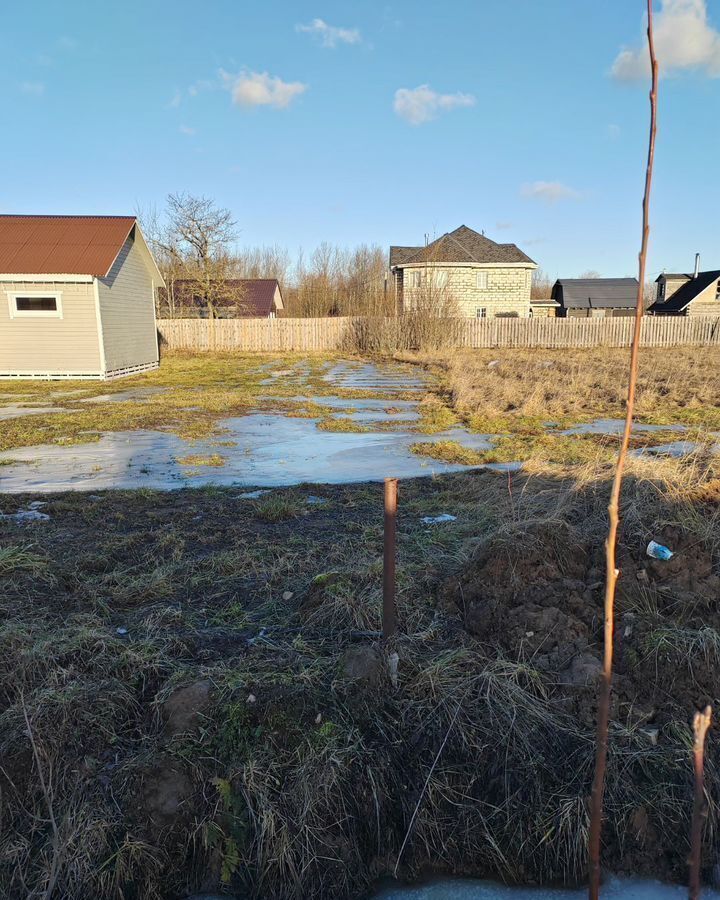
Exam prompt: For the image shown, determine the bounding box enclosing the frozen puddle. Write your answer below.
[0,404,76,421]
[0,415,494,493]
[1,357,716,494]
[371,876,720,900]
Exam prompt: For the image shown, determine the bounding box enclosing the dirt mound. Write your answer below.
[442,521,596,672]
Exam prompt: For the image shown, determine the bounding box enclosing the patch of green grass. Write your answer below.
[316,417,372,433]
[410,440,485,466]
[411,433,617,468]
[416,398,458,434]
[465,413,553,434]
[176,453,226,467]
[0,545,48,576]
[252,494,306,522]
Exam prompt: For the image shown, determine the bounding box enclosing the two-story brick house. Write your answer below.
[389,225,537,318]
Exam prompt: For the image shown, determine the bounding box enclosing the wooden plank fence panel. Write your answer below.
[156,316,720,353]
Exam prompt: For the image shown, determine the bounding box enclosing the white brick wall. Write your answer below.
[398,264,533,317]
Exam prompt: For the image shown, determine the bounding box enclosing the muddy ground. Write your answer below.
[1,460,719,899]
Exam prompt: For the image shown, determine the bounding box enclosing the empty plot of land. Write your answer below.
[1,351,718,493]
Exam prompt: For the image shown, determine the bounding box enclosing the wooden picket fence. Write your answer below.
[157,315,720,353]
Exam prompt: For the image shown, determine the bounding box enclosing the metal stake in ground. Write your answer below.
[383,477,398,641]
[690,705,712,900]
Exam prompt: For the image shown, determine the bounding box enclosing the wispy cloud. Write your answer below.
[296,18,361,47]
[521,181,582,203]
[19,81,45,96]
[168,90,182,109]
[612,0,720,80]
[188,79,215,98]
[57,36,78,51]
[221,70,307,109]
[179,124,196,136]
[393,85,475,125]
[607,123,621,140]
[495,221,513,230]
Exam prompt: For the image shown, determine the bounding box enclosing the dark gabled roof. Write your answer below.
[655,273,692,282]
[390,225,535,267]
[389,246,422,267]
[174,278,282,317]
[0,214,137,276]
[648,270,720,314]
[552,277,639,309]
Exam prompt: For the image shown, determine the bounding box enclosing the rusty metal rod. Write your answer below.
[382,477,398,641]
[690,706,712,900]
[587,3,658,897]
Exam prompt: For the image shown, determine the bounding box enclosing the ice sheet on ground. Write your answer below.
[371,876,720,900]
[0,404,74,420]
[78,387,168,404]
[561,419,686,436]
[0,416,494,493]
[323,361,427,393]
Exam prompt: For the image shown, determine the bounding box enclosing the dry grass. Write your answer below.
[1,450,719,898]
[404,347,720,429]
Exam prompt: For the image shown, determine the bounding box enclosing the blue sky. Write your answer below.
[1,0,719,279]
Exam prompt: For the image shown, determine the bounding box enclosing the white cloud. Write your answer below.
[296,18,361,47]
[393,85,475,125]
[221,70,307,109]
[168,90,182,108]
[179,125,196,136]
[607,123,621,139]
[495,221,513,230]
[612,0,720,80]
[19,81,45,96]
[521,181,582,203]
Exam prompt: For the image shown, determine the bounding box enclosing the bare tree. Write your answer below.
[530,268,556,300]
[159,193,241,319]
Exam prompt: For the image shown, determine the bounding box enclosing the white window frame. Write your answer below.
[409,270,422,288]
[476,307,487,318]
[476,272,488,290]
[434,270,448,289]
[7,291,63,319]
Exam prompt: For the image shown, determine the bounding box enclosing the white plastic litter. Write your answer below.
[422,514,457,525]
[647,540,673,561]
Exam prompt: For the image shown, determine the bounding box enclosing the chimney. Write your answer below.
[693,253,700,278]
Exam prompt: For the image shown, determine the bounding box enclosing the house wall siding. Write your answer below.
[658,275,690,302]
[398,265,533,317]
[0,280,101,375]
[98,235,159,372]
[687,279,720,315]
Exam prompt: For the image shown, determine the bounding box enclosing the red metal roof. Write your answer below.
[0,215,136,276]
[173,279,282,317]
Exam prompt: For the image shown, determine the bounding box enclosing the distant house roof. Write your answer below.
[655,273,692,282]
[0,214,138,277]
[648,270,720,314]
[552,277,639,310]
[174,278,283,317]
[390,225,536,268]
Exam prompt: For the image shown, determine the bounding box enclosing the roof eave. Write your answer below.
[0,272,94,282]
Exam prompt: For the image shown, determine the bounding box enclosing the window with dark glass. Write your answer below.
[15,297,58,312]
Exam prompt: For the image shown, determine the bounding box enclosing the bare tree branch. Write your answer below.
[587,3,658,897]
